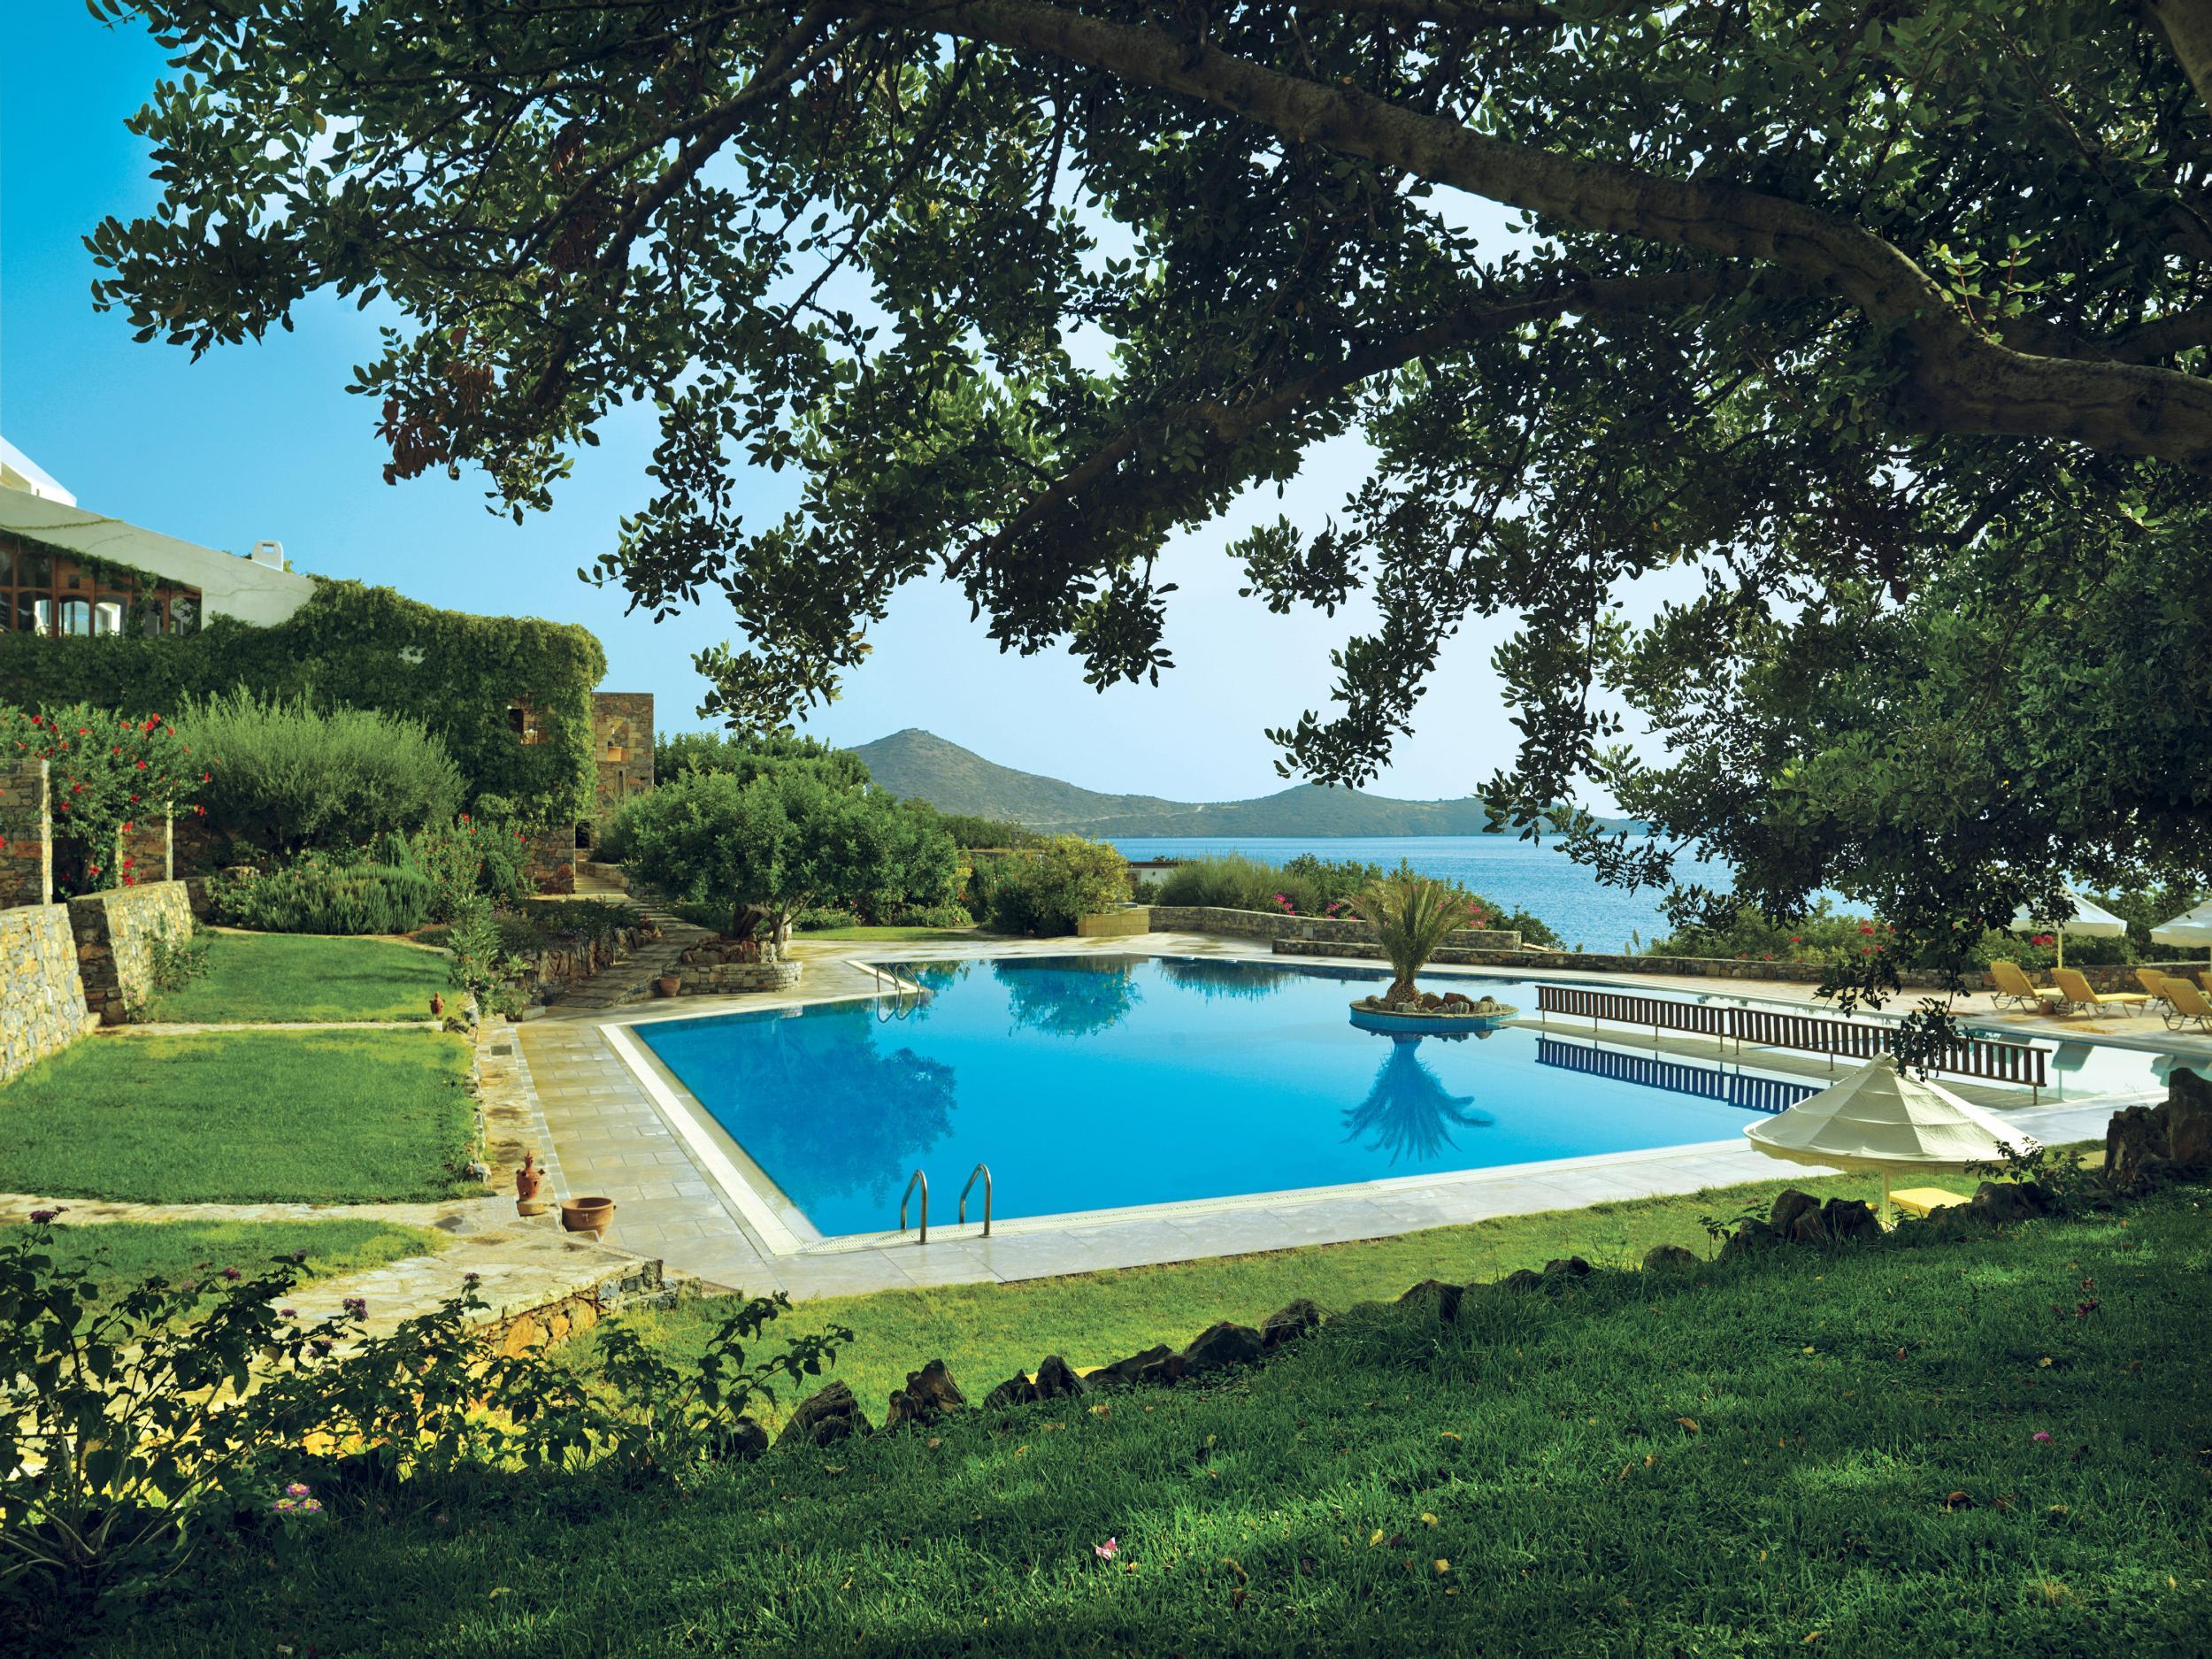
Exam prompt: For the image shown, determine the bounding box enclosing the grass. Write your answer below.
[588,1171,1961,1420]
[14,1218,443,1302]
[794,925,982,942]
[0,1030,478,1204]
[147,931,450,1024]
[71,1191,2212,1656]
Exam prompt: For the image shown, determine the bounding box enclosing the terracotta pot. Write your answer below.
[654,975,682,998]
[430,992,444,1018]
[515,1153,543,1202]
[560,1195,616,1237]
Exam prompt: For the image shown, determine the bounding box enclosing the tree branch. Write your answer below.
[880,0,2212,472]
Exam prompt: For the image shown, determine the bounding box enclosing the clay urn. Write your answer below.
[430,991,445,1018]
[654,974,682,998]
[559,1195,617,1238]
[515,1151,547,1216]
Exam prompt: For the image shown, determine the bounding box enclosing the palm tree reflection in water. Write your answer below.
[1343,1033,1496,1164]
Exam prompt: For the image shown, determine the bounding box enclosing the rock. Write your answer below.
[1541,1256,1593,1281]
[885,1359,966,1431]
[1397,1279,1464,1322]
[1769,1189,1822,1235]
[1094,1345,1176,1387]
[1259,1298,1322,1349]
[1033,1355,1088,1400]
[1969,1181,2049,1224]
[1498,1268,1545,1293]
[1821,1198,1881,1242]
[1181,1320,1265,1374]
[2105,1103,2168,1192]
[1642,1243,1699,1273]
[1440,992,1473,1010]
[1789,1209,1830,1243]
[983,1373,1039,1410]
[1418,992,1444,1011]
[775,1380,872,1448]
[1720,1219,1781,1260]
[713,1416,769,1461]
[2168,1068,2212,1168]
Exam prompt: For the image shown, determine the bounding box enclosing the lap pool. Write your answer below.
[627,953,2070,1238]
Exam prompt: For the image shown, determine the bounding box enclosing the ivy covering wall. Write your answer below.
[0,579,602,826]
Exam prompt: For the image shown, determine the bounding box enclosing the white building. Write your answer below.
[0,437,315,634]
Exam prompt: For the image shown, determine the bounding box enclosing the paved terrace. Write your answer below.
[516,931,2177,1301]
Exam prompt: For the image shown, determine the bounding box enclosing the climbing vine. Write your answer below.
[0,571,602,826]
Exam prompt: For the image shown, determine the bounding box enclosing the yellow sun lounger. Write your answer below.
[1889,1187,1971,1218]
[2162,977,2212,1034]
[2053,968,2149,1015]
[1988,960,2063,1012]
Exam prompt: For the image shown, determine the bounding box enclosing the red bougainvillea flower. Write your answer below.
[1858,923,1875,934]
[134,759,146,770]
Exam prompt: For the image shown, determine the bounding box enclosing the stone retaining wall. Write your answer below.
[0,903,92,1081]
[1143,904,1523,953]
[0,757,50,909]
[518,921,649,1002]
[67,879,196,1025]
[675,959,803,995]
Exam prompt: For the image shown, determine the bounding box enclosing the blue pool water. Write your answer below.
[637,955,1858,1236]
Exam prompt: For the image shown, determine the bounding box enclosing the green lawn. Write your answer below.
[794,925,980,942]
[14,1217,442,1302]
[148,931,450,1024]
[590,1170,1965,1421]
[0,1031,478,1204]
[75,1193,2212,1656]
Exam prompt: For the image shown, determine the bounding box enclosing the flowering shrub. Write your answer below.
[0,701,207,891]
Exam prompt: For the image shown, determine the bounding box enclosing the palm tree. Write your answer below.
[1353,862,1478,1005]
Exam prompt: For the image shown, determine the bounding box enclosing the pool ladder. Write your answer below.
[868,963,918,1021]
[898,1163,995,1242]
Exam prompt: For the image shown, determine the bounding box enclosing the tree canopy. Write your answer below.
[86,0,2212,995]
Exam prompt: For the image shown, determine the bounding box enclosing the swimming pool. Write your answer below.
[631,953,2081,1238]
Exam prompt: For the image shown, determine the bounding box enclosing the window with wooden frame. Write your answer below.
[0,534,202,637]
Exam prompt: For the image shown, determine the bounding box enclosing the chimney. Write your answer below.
[249,540,286,568]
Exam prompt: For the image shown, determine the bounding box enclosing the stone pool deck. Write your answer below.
[514,932,2161,1302]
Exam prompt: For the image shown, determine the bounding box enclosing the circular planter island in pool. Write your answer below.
[1349,992,1519,1036]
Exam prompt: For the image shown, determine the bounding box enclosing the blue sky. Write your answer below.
[2,8,1559,804]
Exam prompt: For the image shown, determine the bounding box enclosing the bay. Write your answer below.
[1105,834,1681,954]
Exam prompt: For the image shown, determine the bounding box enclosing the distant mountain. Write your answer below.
[849,729,1637,837]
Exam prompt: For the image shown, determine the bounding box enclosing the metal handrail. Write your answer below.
[899,1168,928,1243]
[959,1162,994,1237]
[870,963,915,1021]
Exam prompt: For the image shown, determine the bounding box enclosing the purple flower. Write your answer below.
[280,1308,296,1318]
[286,1482,311,1498]
[463,1271,480,1284]
[300,1499,323,1514]
[2032,1431,2053,1444]
[222,1266,242,1281]
[27,1206,65,1225]
[272,1497,297,1513]
[342,1296,366,1317]
[311,1337,333,1355]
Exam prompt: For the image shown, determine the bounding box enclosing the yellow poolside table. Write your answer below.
[1889,1187,1971,1217]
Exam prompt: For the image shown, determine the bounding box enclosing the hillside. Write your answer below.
[849,728,1601,836]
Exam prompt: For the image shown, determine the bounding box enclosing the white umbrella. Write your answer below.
[1744,1055,2039,1223]
[2150,896,2212,968]
[2008,887,2127,969]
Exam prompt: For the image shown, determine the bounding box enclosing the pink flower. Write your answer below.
[2032,1431,2053,1444]
[287,1481,311,1498]
[1094,1537,1119,1560]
